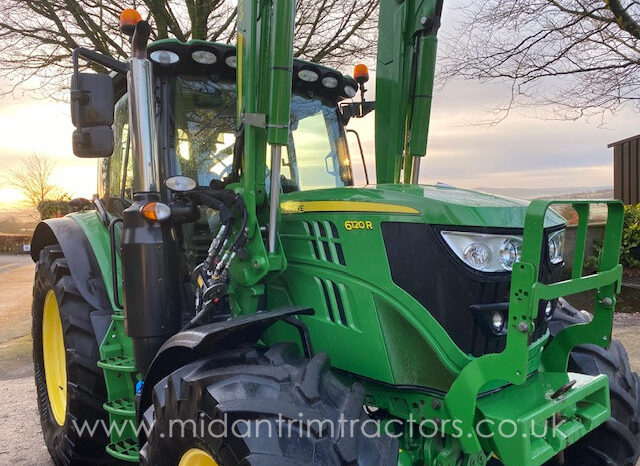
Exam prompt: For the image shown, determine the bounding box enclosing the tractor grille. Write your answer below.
[316,277,350,327]
[302,220,346,266]
[382,223,563,357]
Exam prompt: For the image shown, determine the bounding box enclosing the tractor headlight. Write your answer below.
[441,231,523,272]
[322,76,339,89]
[150,50,179,65]
[225,55,237,68]
[298,68,319,82]
[191,50,217,65]
[442,229,565,272]
[499,238,522,271]
[548,230,564,264]
[463,243,492,269]
[492,312,505,332]
[343,85,357,98]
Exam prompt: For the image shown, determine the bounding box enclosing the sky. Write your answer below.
[0,3,637,210]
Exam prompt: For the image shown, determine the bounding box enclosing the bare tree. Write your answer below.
[7,153,67,211]
[0,0,378,98]
[441,0,640,123]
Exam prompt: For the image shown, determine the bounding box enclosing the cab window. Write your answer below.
[98,93,132,216]
[172,76,352,191]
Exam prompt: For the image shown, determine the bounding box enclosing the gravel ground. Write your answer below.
[0,253,639,465]
[0,254,53,465]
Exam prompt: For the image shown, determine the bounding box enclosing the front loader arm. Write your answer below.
[375,0,443,184]
[229,0,295,302]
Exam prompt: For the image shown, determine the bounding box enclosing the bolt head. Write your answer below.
[601,297,614,307]
[518,322,529,333]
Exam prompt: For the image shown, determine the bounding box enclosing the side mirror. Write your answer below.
[70,72,115,157]
[72,126,115,158]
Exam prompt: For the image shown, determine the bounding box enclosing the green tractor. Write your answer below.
[30,1,640,465]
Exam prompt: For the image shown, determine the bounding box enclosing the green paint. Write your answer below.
[69,211,120,309]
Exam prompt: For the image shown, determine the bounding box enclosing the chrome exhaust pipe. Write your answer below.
[127,21,159,193]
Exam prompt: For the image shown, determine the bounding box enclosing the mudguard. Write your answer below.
[31,217,112,312]
[139,307,314,419]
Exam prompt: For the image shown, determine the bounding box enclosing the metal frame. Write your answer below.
[444,199,623,459]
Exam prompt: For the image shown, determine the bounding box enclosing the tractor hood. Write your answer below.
[280,183,566,229]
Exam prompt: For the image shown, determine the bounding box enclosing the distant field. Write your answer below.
[475,186,613,201]
[0,207,38,236]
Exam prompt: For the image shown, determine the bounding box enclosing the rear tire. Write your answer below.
[547,299,640,466]
[32,244,114,465]
[140,343,398,465]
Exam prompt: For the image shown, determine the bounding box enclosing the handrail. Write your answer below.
[108,218,124,310]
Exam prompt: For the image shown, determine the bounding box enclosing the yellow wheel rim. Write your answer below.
[42,289,67,426]
[179,448,218,466]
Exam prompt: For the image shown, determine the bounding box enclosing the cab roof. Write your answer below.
[148,39,358,102]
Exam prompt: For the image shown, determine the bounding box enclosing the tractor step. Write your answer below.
[97,355,137,372]
[106,437,139,463]
[104,398,136,416]
[98,309,140,462]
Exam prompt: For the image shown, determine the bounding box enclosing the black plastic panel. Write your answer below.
[381,223,562,356]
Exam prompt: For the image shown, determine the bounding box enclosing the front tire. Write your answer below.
[32,244,113,465]
[140,343,398,465]
[548,299,640,466]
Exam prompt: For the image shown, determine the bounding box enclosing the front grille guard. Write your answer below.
[443,199,624,456]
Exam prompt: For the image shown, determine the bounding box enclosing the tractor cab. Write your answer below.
[95,39,360,275]
[100,40,357,216]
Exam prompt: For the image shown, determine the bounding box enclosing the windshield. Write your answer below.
[171,76,352,191]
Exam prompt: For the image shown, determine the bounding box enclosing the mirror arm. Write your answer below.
[72,47,128,76]
[340,101,376,125]
[131,22,151,58]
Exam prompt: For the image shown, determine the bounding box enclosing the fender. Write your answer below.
[139,306,314,420]
[31,216,112,313]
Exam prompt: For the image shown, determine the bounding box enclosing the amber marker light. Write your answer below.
[140,202,171,221]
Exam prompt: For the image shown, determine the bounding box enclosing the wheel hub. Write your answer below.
[42,289,67,426]
[179,448,218,466]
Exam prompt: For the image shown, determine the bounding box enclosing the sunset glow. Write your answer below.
[0,94,97,204]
